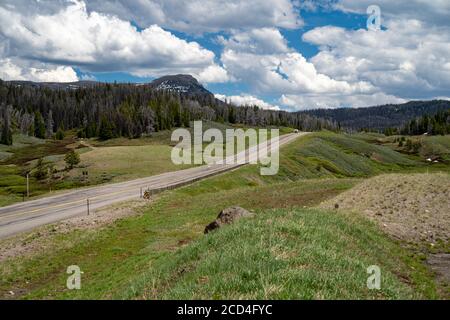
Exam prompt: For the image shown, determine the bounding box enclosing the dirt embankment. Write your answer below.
[320,173,450,245]
[0,200,149,262]
[320,173,450,295]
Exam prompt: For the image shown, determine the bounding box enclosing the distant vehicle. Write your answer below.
[293,129,299,133]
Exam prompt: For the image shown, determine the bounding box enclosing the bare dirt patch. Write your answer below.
[320,173,450,245]
[427,253,450,298]
[427,254,450,282]
[0,199,150,262]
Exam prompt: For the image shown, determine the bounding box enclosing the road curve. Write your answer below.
[0,132,307,239]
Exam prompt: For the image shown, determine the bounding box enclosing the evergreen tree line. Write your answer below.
[400,109,450,135]
[302,100,450,132]
[0,80,338,144]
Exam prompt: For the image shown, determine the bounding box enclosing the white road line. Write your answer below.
[0,132,307,238]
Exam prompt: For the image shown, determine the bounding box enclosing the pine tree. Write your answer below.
[34,111,46,139]
[55,127,65,140]
[98,117,114,140]
[34,158,48,180]
[46,110,54,138]
[1,111,13,146]
[64,150,80,170]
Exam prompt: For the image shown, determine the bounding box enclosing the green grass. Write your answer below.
[420,135,450,161]
[0,137,190,203]
[0,194,22,207]
[2,136,73,166]
[0,151,13,162]
[175,131,432,188]
[346,132,386,142]
[267,131,424,180]
[11,134,45,147]
[0,134,80,203]
[89,121,292,148]
[0,131,444,299]
[0,175,359,299]
[62,144,192,185]
[0,165,27,206]
[0,134,45,153]
[88,121,238,147]
[323,133,417,165]
[122,208,434,300]
[363,134,450,163]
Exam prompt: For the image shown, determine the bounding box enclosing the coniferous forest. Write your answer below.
[1,78,449,146]
[0,79,337,145]
[401,110,450,135]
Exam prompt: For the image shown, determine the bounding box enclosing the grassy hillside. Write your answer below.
[0,134,49,206]
[205,131,445,186]
[0,177,359,299]
[122,208,430,300]
[420,136,450,162]
[364,134,450,163]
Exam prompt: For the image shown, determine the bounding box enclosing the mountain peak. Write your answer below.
[150,74,212,96]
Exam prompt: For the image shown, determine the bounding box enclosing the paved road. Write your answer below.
[0,132,306,239]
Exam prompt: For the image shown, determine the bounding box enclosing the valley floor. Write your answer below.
[0,123,291,207]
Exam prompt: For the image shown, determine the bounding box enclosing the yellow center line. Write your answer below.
[0,133,301,222]
[0,185,146,221]
[0,169,223,221]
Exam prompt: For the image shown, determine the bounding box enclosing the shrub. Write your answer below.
[64,150,80,170]
[55,128,65,140]
[34,158,48,180]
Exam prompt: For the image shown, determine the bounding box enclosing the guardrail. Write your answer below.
[142,163,246,199]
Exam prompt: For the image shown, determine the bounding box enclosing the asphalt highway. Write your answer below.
[0,132,306,239]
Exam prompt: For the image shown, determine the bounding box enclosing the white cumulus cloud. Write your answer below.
[0,0,303,34]
[84,0,303,33]
[334,0,450,27]
[215,94,280,110]
[280,92,406,110]
[196,65,230,84]
[219,28,375,98]
[303,19,450,99]
[0,0,227,82]
[0,58,79,82]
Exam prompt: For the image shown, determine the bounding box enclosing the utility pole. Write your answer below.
[87,199,90,216]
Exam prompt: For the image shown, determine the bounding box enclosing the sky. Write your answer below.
[0,0,450,111]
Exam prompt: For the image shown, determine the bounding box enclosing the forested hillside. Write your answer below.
[0,77,337,145]
[2,76,449,145]
[401,109,450,135]
[301,100,450,131]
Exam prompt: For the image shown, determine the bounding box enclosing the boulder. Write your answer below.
[204,206,253,234]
